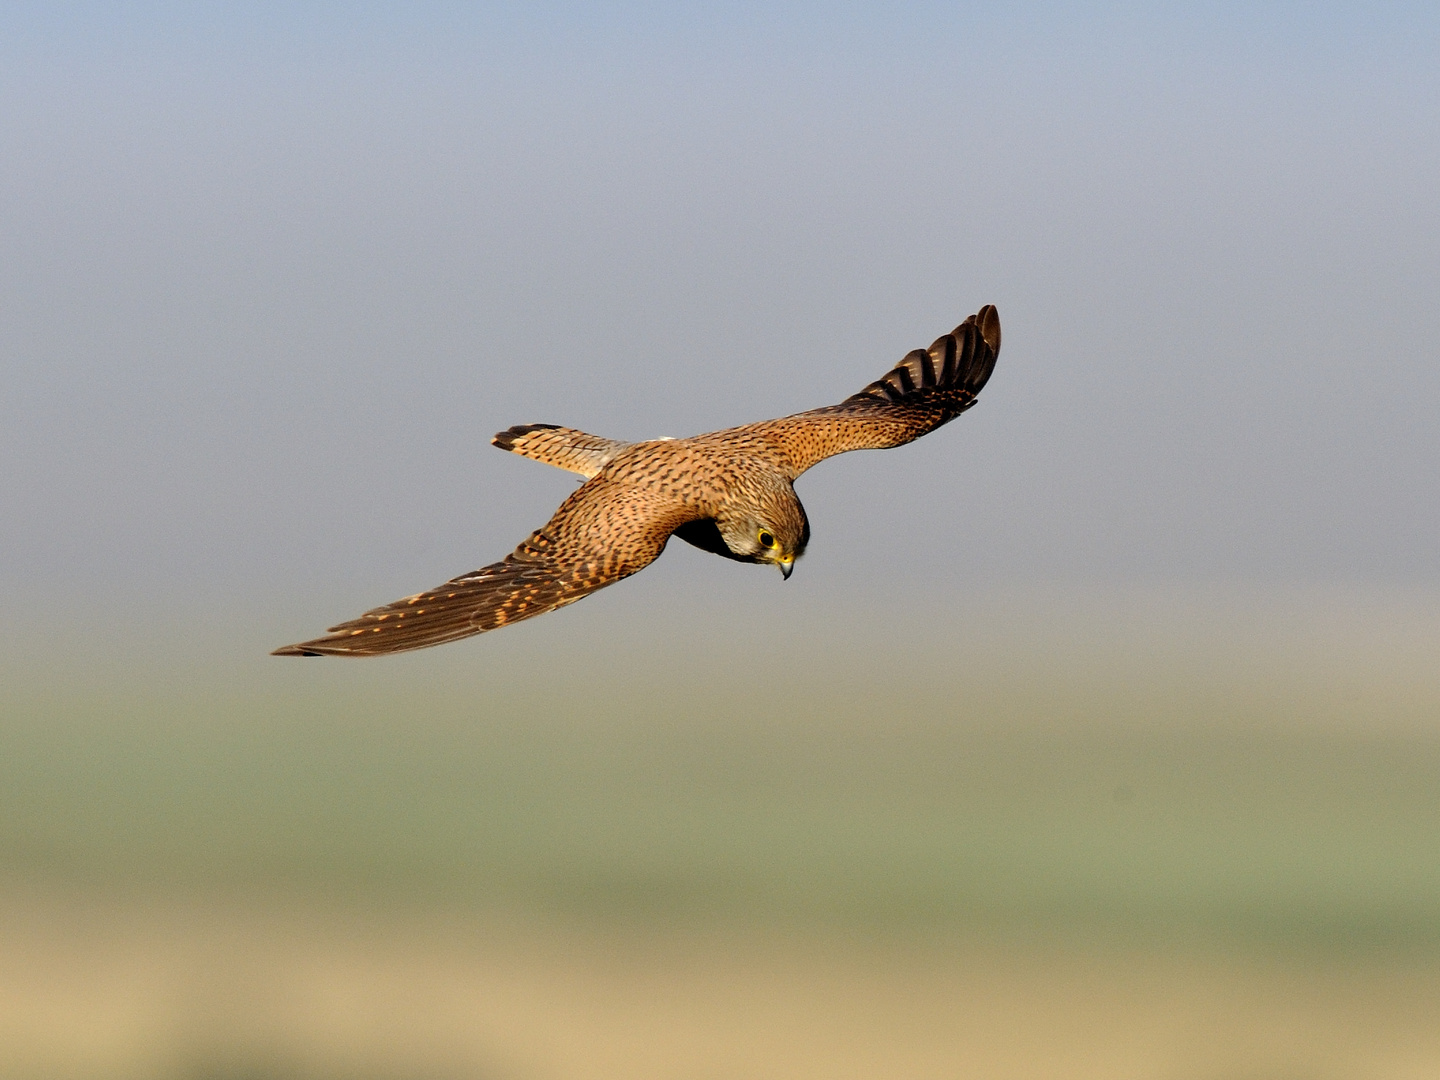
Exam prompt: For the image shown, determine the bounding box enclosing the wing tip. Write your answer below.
[954,304,1000,361]
[271,643,327,657]
[956,303,1000,395]
[843,304,1001,406]
[971,304,1001,357]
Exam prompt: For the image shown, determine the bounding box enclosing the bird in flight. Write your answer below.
[274,305,1000,656]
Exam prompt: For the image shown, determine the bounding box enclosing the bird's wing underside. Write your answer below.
[273,479,694,656]
[753,305,1000,479]
[491,424,629,479]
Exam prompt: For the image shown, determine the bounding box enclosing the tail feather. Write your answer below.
[491,424,628,478]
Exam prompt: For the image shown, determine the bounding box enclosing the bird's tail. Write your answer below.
[491,424,628,479]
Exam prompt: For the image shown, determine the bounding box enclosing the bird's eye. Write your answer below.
[758,530,776,549]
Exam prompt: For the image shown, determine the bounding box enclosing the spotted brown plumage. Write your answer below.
[272,305,999,656]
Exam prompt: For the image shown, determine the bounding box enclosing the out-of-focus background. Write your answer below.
[3,3,1438,1078]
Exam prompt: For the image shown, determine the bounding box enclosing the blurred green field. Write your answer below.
[5,586,1439,947]
[5,692,1440,951]
[2,587,1439,1078]
[2,587,1440,950]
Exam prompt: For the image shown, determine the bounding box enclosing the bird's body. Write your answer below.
[274,305,1000,656]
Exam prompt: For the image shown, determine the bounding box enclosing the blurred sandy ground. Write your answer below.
[3,888,1439,1080]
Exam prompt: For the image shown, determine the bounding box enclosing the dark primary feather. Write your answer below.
[753,305,1001,478]
[846,303,999,406]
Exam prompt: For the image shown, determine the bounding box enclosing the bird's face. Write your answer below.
[718,480,809,579]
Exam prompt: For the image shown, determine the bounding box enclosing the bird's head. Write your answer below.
[717,476,809,579]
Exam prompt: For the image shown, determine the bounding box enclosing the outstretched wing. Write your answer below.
[753,305,1000,478]
[272,479,695,656]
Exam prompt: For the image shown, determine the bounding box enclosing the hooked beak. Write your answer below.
[777,556,794,581]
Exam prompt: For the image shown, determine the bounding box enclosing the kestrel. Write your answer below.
[273,305,1000,656]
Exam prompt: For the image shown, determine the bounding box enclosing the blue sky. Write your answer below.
[2,3,1437,654]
